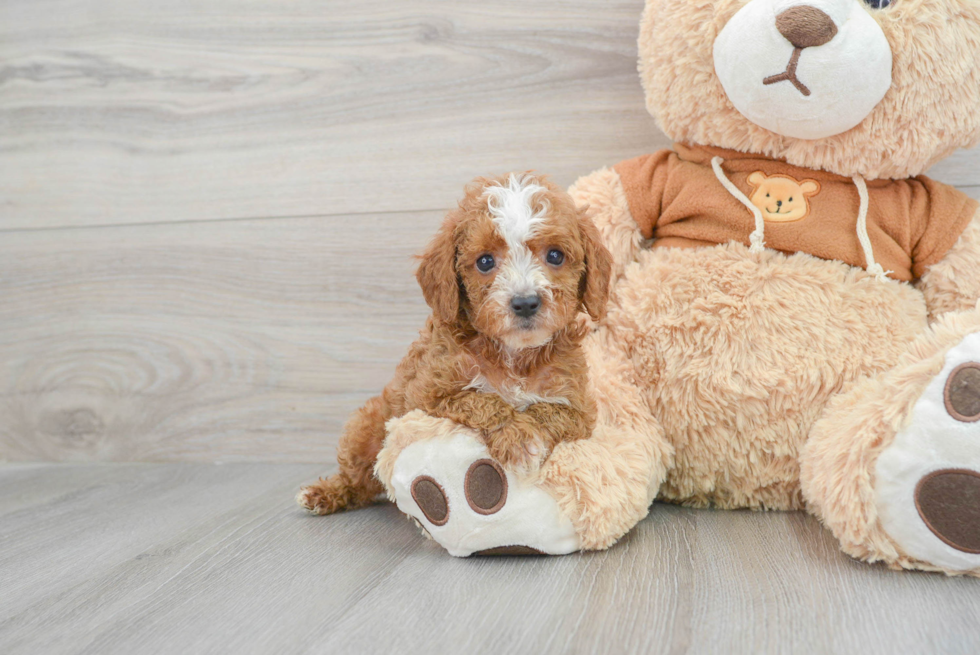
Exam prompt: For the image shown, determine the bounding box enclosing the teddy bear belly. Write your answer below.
[608,241,929,510]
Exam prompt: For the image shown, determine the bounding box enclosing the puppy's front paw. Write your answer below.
[486,424,548,473]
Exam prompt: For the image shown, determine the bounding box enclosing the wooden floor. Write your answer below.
[3,1,980,652]
[2,462,979,655]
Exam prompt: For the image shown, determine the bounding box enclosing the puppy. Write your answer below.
[298,173,612,515]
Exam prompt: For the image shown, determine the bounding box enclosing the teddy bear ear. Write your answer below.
[801,180,821,195]
[747,171,767,187]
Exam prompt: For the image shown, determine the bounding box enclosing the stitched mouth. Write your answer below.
[763,47,811,97]
[767,206,785,214]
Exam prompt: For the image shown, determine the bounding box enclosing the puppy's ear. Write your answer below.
[577,209,613,322]
[416,212,462,324]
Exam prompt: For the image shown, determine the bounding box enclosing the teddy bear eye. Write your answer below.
[863,0,892,8]
[766,193,770,197]
[789,197,794,202]
[476,254,495,273]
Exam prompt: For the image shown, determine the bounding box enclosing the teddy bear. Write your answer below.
[372,0,980,575]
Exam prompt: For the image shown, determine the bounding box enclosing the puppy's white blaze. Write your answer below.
[483,173,549,247]
[492,244,553,302]
[481,174,555,349]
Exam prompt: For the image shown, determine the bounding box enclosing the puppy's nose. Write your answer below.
[777,200,783,207]
[776,6,838,49]
[511,295,541,319]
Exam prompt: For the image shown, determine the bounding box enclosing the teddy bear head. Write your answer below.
[638,0,980,180]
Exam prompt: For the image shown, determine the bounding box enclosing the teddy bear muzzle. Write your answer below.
[762,6,839,97]
[713,0,893,140]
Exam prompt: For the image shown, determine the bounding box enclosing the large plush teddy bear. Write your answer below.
[372,0,980,575]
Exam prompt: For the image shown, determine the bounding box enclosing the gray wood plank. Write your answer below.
[0,0,669,230]
[1,463,978,655]
[0,212,439,463]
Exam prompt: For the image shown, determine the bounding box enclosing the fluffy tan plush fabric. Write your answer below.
[639,0,980,180]
[568,167,645,282]
[566,165,929,517]
[801,304,980,575]
[564,166,979,572]
[604,204,928,510]
[542,323,672,549]
[918,211,980,322]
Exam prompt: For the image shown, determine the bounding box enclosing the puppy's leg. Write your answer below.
[485,414,553,472]
[298,395,389,515]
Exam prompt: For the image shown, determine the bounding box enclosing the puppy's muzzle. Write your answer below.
[510,294,541,319]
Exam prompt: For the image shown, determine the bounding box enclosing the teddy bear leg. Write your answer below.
[375,323,672,555]
[540,326,673,550]
[375,410,581,557]
[800,304,980,576]
[568,167,643,281]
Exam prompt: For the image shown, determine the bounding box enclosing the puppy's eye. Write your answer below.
[546,249,565,266]
[476,254,495,273]
[788,197,794,202]
[864,0,891,8]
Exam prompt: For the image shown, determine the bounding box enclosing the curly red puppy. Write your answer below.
[298,173,612,515]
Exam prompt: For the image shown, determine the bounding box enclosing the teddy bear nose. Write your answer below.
[776,6,838,49]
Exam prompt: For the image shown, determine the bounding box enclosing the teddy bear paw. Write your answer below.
[875,331,980,573]
[384,424,580,557]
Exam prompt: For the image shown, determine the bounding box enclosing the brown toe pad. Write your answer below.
[411,476,449,526]
[915,469,980,554]
[944,362,980,422]
[465,459,508,515]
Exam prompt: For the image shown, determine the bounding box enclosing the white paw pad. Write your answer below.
[389,430,580,557]
[875,332,980,572]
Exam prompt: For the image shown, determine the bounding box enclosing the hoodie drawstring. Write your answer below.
[712,157,766,253]
[851,174,891,282]
[711,156,890,281]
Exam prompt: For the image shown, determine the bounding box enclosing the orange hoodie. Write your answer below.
[614,144,978,282]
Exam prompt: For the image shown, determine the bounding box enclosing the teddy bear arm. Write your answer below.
[917,209,980,322]
[568,167,644,281]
